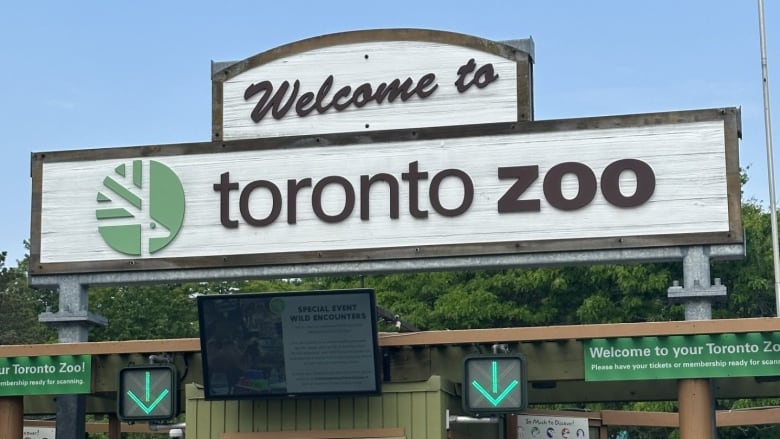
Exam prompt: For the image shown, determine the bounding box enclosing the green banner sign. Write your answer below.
[0,355,91,396]
[584,333,780,381]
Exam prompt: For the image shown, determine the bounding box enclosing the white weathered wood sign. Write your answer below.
[212,29,533,141]
[30,109,742,275]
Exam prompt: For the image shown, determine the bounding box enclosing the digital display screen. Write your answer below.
[197,289,381,400]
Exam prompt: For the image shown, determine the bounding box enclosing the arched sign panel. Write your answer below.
[211,29,534,141]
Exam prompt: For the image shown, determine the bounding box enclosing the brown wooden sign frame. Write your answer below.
[30,108,741,275]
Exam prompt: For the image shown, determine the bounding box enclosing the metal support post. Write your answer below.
[667,246,725,438]
[38,277,107,439]
[446,409,501,429]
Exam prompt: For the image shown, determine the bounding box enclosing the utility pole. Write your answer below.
[758,0,780,315]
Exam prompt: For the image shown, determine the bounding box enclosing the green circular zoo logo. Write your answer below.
[95,160,185,256]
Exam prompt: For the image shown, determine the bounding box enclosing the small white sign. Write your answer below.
[217,31,522,140]
[517,415,589,439]
[23,426,56,439]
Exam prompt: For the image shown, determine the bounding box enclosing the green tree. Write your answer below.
[325,262,682,331]
[713,201,776,318]
[88,283,200,341]
[0,251,56,344]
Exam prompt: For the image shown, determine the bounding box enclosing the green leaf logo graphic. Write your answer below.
[96,160,185,256]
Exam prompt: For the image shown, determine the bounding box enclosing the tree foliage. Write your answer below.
[0,250,56,344]
[713,201,777,318]
[88,284,200,341]
[306,263,683,331]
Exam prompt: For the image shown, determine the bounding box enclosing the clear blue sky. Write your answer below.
[0,1,775,266]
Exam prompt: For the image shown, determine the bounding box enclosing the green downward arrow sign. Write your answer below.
[470,360,520,406]
[126,371,170,414]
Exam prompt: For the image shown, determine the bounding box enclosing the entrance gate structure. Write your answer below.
[8,316,780,438]
[13,29,746,439]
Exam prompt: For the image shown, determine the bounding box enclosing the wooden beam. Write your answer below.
[716,407,780,426]
[3,318,780,357]
[379,318,780,346]
[0,397,23,439]
[0,338,200,357]
[108,413,121,439]
[678,379,715,438]
[601,410,679,428]
[599,407,780,428]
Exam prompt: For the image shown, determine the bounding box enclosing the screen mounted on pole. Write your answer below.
[197,288,381,400]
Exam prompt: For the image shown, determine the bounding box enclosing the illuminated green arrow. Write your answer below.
[126,371,170,414]
[470,360,519,406]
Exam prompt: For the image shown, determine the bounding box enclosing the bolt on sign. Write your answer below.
[516,415,590,439]
[585,332,780,381]
[463,354,527,414]
[211,29,534,141]
[29,108,742,275]
[118,364,178,421]
[0,355,91,396]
